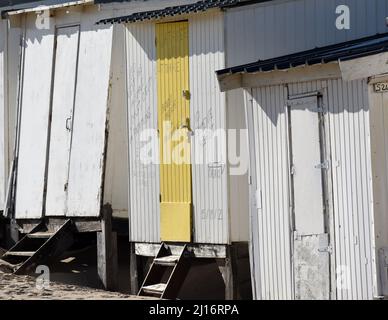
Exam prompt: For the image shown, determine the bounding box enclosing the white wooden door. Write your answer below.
[45,26,80,216]
[289,93,330,300]
[65,25,113,217]
[289,94,325,236]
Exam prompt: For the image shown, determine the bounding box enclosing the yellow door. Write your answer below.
[156,21,192,242]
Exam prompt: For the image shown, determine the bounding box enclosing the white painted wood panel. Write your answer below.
[0,21,7,210]
[289,95,325,236]
[103,24,128,219]
[45,25,80,217]
[66,23,113,217]
[15,15,55,219]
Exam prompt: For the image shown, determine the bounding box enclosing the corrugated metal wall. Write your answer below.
[226,0,388,66]
[126,22,160,242]
[246,78,376,299]
[126,12,229,244]
[246,85,293,300]
[288,79,375,300]
[369,85,388,296]
[189,12,229,244]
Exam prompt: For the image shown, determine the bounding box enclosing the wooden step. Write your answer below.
[27,232,55,239]
[4,251,35,257]
[142,283,167,296]
[154,255,179,267]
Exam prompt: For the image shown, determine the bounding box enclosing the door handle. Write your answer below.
[179,118,194,139]
[179,118,193,133]
[66,117,72,131]
[182,90,190,100]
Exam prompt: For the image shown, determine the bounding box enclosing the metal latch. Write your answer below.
[65,117,72,131]
[318,245,333,254]
[315,160,330,170]
[182,90,191,100]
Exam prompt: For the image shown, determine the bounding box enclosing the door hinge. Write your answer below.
[315,160,330,170]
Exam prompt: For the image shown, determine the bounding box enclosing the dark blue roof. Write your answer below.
[97,0,244,24]
[216,33,388,76]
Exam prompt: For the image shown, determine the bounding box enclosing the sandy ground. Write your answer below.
[0,270,153,300]
[0,234,235,300]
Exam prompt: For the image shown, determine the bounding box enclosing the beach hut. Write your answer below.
[215,0,388,300]
[0,0,129,290]
[98,0,252,299]
[217,32,388,300]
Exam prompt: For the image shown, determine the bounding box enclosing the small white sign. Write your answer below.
[374,82,388,93]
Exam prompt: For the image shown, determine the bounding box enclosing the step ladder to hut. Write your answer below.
[138,243,191,299]
[0,219,74,274]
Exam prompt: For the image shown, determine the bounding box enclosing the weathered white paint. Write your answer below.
[245,76,376,300]
[15,14,55,219]
[290,79,375,300]
[189,12,230,244]
[340,52,388,81]
[245,85,293,300]
[126,22,160,242]
[218,63,342,92]
[100,0,199,18]
[321,79,375,300]
[227,88,249,243]
[66,21,113,217]
[0,20,7,211]
[368,83,388,297]
[294,233,330,300]
[103,24,128,219]
[125,12,242,244]
[14,6,114,219]
[45,26,80,217]
[7,25,21,180]
[288,94,325,236]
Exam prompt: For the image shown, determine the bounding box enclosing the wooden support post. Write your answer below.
[97,204,118,291]
[217,245,239,300]
[8,218,19,247]
[129,242,139,295]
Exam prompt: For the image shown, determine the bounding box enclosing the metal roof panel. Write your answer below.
[216,33,388,76]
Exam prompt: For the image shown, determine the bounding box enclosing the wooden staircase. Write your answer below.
[138,243,191,299]
[0,219,74,274]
